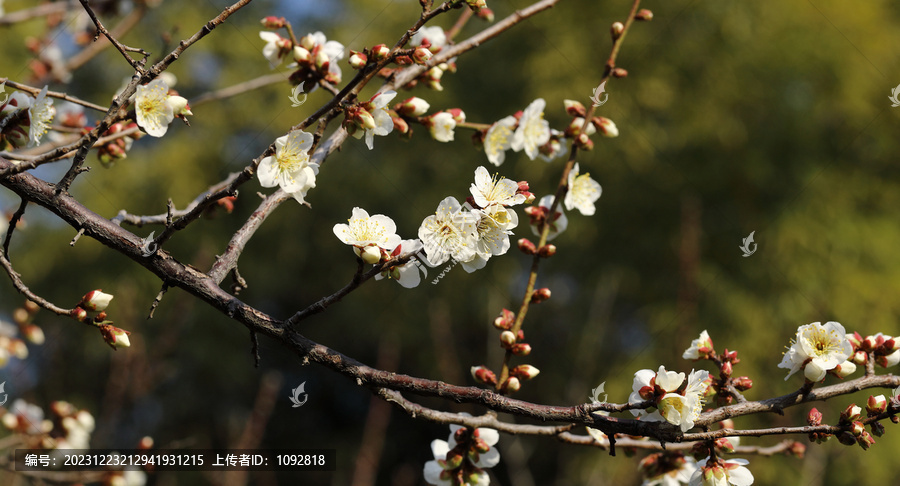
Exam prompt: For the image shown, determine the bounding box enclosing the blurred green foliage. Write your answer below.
[1,0,900,484]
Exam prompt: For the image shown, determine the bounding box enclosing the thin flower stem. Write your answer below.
[0,79,109,112]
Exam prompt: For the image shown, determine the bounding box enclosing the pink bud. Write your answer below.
[530,288,551,304]
[504,376,521,393]
[395,97,431,117]
[635,9,653,21]
[841,404,862,423]
[371,44,391,61]
[98,323,131,350]
[470,366,497,386]
[563,99,586,117]
[867,395,887,415]
[493,308,515,330]
[538,244,557,258]
[611,22,625,40]
[499,330,516,347]
[612,67,628,78]
[807,408,823,426]
[592,116,619,137]
[413,46,433,65]
[721,361,733,377]
[476,7,494,22]
[511,343,532,356]
[260,16,286,29]
[348,50,367,69]
[511,364,540,380]
[446,108,466,124]
[732,376,752,391]
[518,238,537,255]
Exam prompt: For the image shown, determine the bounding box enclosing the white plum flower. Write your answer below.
[135,79,178,137]
[418,196,480,266]
[530,195,568,241]
[411,26,447,50]
[27,86,55,147]
[333,207,401,264]
[428,111,457,142]
[375,239,428,288]
[778,321,853,381]
[628,366,684,417]
[510,98,550,160]
[689,458,754,486]
[640,453,697,486]
[470,166,526,208]
[363,90,397,150]
[564,162,602,216]
[683,330,714,360]
[484,115,516,166]
[305,31,345,61]
[257,130,318,203]
[260,31,290,68]
[424,415,499,486]
[658,369,709,432]
[461,205,518,273]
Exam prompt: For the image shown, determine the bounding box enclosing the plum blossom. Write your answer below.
[427,111,457,142]
[303,31,345,62]
[375,239,428,288]
[461,205,518,273]
[411,26,447,50]
[683,330,714,360]
[657,369,709,432]
[259,31,291,68]
[778,321,853,381]
[361,90,397,149]
[564,162,602,216]
[529,195,568,241]
[333,208,401,264]
[28,86,55,147]
[483,115,516,166]
[418,197,479,266]
[510,98,550,160]
[424,414,499,486]
[689,457,754,486]
[135,79,186,137]
[640,452,697,486]
[257,130,318,203]
[470,166,526,208]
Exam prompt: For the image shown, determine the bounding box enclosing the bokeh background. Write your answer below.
[2,0,900,484]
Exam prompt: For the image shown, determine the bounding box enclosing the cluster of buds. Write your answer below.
[848,332,900,369]
[834,403,878,450]
[267,30,344,92]
[470,309,540,394]
[0,300,45,367]
[1,399,95,449]
[72,290,131,350]
[9,300,44,346]
[426,423,498,486]
[96,121,142,167]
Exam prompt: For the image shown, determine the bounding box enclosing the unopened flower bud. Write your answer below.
[833,360,856,378]
[260,16,286,29]
[22,324,44,344]
[538,244,557,258]
[511,364,540,380]
[71,307,88,322]
[867,395,887,415]
[504,376,521,393]
[99,323,131,350]
[81,290,113,312]
[476,7,494,22]
[714,438,735,454]
[841,404,862,423]
[721,361,733,377]
[564,99,586,117]
[395,97,430,117]
[870,421,886,437]
[876,350,900,368]
[413,46,433,65]
[446,108,466,124]
[518,238,537,255]
[371,44,391,61]
[611,22,625,40]
[493,308,515,330]
[511,343,532,356]
[635,9,653,21]
[857,430,876,450]
[23,300,39,314]
[847,332,863,348]
[348,50,367,69]
[292,46,310,63]
[851,350,867,366]
[530,288,551,304]
[807,408,823,426]
[10,339,27,359]
[12,308,29,325]
[471,366,498,386]
[355,245,382,264]
[788,441,806,458]
[612,67,628,78]
[592,116,619,137]
[575,132,594,151]
[718,418,735,430]
[466,0,487,9]
[732,376,752,391]
[499,330,516,346]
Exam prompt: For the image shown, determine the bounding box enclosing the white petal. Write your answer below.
[473,446,500,468]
